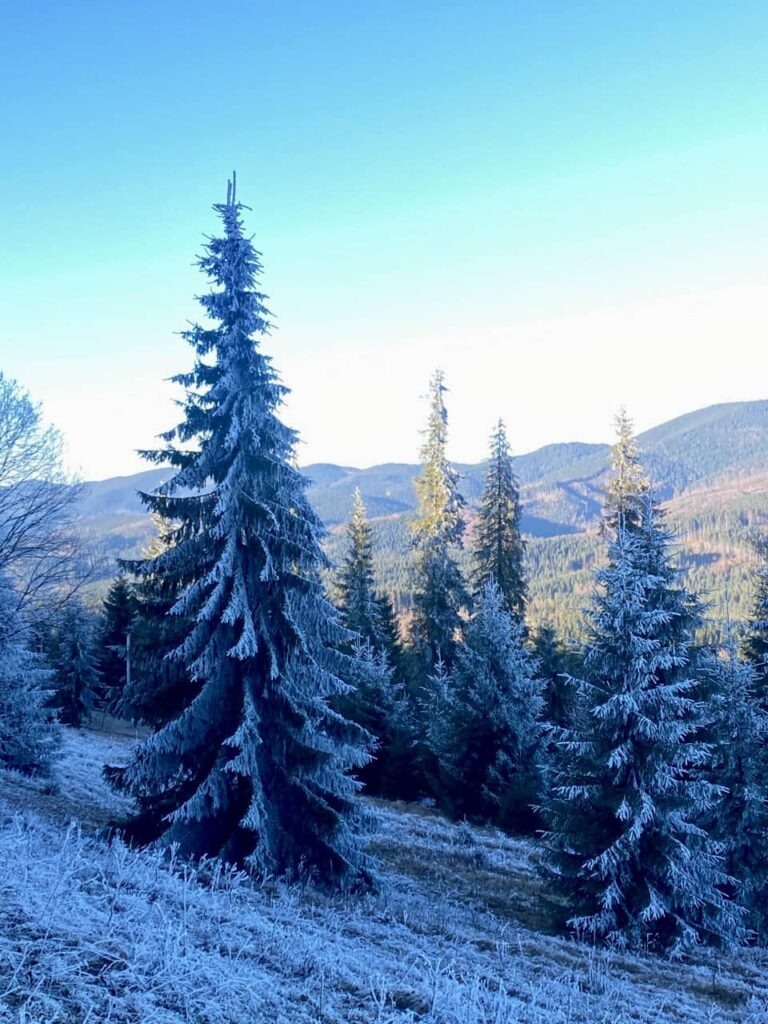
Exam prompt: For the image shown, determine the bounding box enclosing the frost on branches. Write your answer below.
[428,580,544,832]
[542,498,742,952]
[704,633,768,941]
[471,420,526,619]
[0,574,58,775]
[109,179,370,887]
[410,370,468,671]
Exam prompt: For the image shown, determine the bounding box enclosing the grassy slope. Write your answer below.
[1,729,767,1023]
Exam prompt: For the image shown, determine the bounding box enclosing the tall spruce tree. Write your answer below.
[336,489,387,650]
[471,420,526,618]
[531,622,579,730]
[741,533,768,713]
[97,575,137,712]
[109,179,369,886]
[704,632,768,941]
[337,640,411,799]
[542,498,741,952]
[48,600,100,728]
[603,408,648,532]
[0,575,58,774]
[428,581,544,832]
[410,370,468,670]
[118,515,192,728]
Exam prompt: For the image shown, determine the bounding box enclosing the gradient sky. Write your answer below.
[2,1,768,479]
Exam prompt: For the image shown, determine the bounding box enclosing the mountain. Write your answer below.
[78,400,768,634]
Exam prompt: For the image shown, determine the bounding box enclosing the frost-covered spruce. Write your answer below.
[338,640,411,798]
[48,600,100,728]
[603,407,648,533]
[118,516,192,728]
[703,634,768,940]
[471,420,526,618]
[336,489,389,652]
[741,534,768,713]
[531,622,578,730]
[429,580,544,832]
[97,575,137,712]
[542,498,742,952]
[110,180,370,886]
[0,575,58,774]
[410,370,468,671]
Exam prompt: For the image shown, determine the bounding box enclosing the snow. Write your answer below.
[0,727,766,1023]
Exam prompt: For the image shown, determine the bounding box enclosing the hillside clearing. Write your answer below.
[0,727,766,1024]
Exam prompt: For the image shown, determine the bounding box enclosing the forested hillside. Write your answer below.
[80,400,768,636]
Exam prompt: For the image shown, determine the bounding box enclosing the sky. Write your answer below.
[2,1,768,480]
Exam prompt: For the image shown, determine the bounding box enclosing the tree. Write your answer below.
[428,581,544,832]
[0,574,58,774]
[409,370,468,671]
[336,489,389,650]
[471,420,526,618]
[531,622,579,730]
[741,533,768,712]
[603,407,648,533]
[704,632,768,941]
[337,640,411,799]
[0,372,90,611]
[48,600,100,728]
[542,498,741,952]
[118,515,192,728]
[109,178,370,886]
[97,575,137,712]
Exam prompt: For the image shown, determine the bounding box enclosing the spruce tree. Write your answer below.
[97,575,137,712]
[603,407,648,532]
[0,576,58,775]
[542,498,741,952]
[741,533,768,712]
[48,600,100,728]
[429,581,544,832]
[336,489,387,650]
[109,179,369,886]
[471,420,526,618]
[374,591,403,667]
[704,633,768,941]
[410,370,468,670]
[531,622,578,730]
[337,640,411,799]
[119,515,193,728]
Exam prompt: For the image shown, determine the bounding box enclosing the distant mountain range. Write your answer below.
[79,400,768,634]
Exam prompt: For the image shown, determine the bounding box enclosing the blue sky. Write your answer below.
[2,2,768,478]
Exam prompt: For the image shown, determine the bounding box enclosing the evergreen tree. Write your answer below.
[741,533,768,712]
[471,420,526,618]
[97,575,137,712]
[0,576,58,774]
[109,179,369,886]
[410,370,468,670]
[118,515,193,728]
[48,600,100,728]
[429,581,544,832]
[338,640,412,799]
[542,499,741,952]
[603,408,648,532]
[336,489,387,650]
[375,591,403,667]
[531,622,579,730]
[704,633,768,941]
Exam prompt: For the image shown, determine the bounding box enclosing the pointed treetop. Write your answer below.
[604,406,649,531]
[352,486,366,522]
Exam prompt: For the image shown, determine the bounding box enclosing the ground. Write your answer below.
[1,727,767,1023]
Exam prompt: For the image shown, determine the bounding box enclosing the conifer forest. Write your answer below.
[4,6,768,1021]
[2,179,768,1023]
